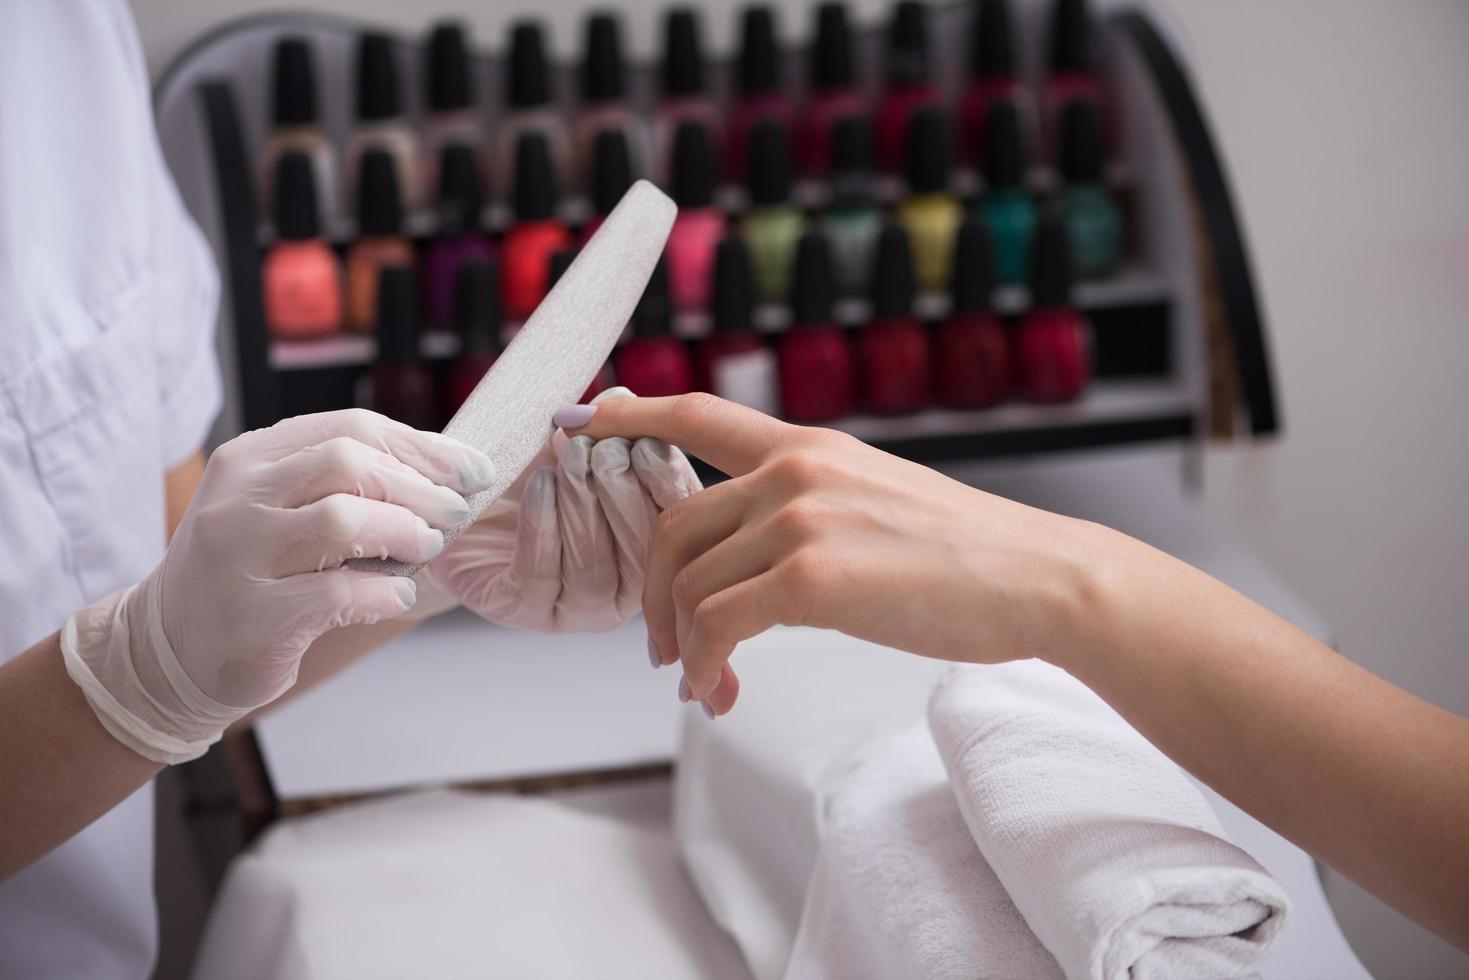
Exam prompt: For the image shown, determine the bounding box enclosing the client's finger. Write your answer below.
[679,566,807,700]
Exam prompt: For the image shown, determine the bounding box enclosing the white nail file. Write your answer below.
[348,180,677,577]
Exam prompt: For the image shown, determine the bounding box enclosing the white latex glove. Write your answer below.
[427,388,702,635]
[61,409,494,764]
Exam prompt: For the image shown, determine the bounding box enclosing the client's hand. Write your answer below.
[557,392,1117,715]
[425,389,702,633]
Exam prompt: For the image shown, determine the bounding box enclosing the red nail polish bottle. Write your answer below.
[615,261,695,397]
[725,6,796,184]
[935,218,1009,409]
[1042,0,1110,162]
[444,258,502,417]
[859,224,931,415]
[874,1,939,174]
[1015,210,1092,402]
[263,151,343,340]
[370,265,438,430]
[779,230,855,422]
[698,236,778,413]
[502,132,572,321]
[665,121,725,313]
[960,0,1031,167]
[795,3,866,178]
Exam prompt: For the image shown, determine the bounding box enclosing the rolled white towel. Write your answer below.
[928,661,1291,980]
[786,724,1064,980]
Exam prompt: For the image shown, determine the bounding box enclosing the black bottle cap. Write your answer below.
[905,105,951,194]
[271,38,318,127]
[950,218,994,314]
[513,132,559,221]
[829,115,872,197]
[713,236,755,333]
[455,258,502,354]
[591,129,633,216]
[738,6,781,96]
[790,230,835,326]
[436,143,482,235]
[1060,100,1104,184]
[548,247,578,289]
[968,0,1015,79]
[983,101,1026,189]
[357,149,403,236]
[671,122,715,209]
[426,22,474,112]
[273,152,320,240]
[886,1,931,87]
[581,12,627,103]
[812,3,855,91]
[747,119,792,206]
[870,223,914,317]
[1050,0,1094,74]
[632,259,673,338]
[375,265,420,362]
[661,9,708,98]
[356,32,402,122]
[507,21,552,109]
[1030,208,1074,307]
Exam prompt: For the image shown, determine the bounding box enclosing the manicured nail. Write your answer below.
[417,527,446,560]
[459,449,496,492]
[553,404,598,430]
[678,676,692,703]
[702,702,716,721]
[647,635,661,669]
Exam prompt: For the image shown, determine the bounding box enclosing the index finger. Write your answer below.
[552,393,792,478]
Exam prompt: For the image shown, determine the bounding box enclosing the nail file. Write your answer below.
[348,180,676,577]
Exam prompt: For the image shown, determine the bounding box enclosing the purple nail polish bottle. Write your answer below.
[423,143,495,327]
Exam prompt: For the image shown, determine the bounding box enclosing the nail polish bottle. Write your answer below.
[346,149,415,333]
[493,21,571,200]
[263,152,343,340]
[581,128,634,241]
[795,3,866,178]
[874,1,939,174]
[423,143,495,328]
[699,236,778,412]
[896,106,963,294]
[345,33,422,213]
[779,230,855,422]
[1043,0,1110,162]
[574,13,646,196]
[445,258,502,415]
[1059,100,1121,279]
[422,22,483,194]
[502,133,573,322]
[1015,210,1091,402]
[859,224,931,415]
[818,116,884,299]
[665,122,725,314]
[259,37,338,220]
[935,218,1009,409]
[654,9,723,185]
[976,101,1036,286]
[960,0,1032,167]
[742,120,805,303]
[725,6,796,184]
[615,261,695,397]
[370,265,438,430]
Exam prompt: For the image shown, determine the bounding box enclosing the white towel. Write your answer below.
[928,661,1292,980]
[786,724,1065,980]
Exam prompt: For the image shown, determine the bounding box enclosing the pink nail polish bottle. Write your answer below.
[795,3,866,179]
[259,37,338,220]
[665,121,725,313]
[263,152,343,340]
[725,6,796,184]
[421,22,484,198]
[1015,210,1092,402]
[492,21,571,201]
[573,13,646,197]
[344,33,422,213]
[502,133,573,322]
[779,230,855,422]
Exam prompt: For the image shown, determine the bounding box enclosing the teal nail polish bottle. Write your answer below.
[975,101,1035,286]
[819,115,884,298]
[742,118,805,302]
[1059,101,1121,278]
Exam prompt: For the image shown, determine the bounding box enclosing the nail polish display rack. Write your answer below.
[154,1,1278,467]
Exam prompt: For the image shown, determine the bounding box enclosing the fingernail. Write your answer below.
[590,386,634,404]
[678,676,692,703]
[460,450,495,492]
[393,577,417,609]
[647,635,661,669]
[553,404,598,430]
[702,702,716,721]
[418,527,446,559]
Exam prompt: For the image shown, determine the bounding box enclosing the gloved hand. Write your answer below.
[426,388,702,634]
[60,409,494,764]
